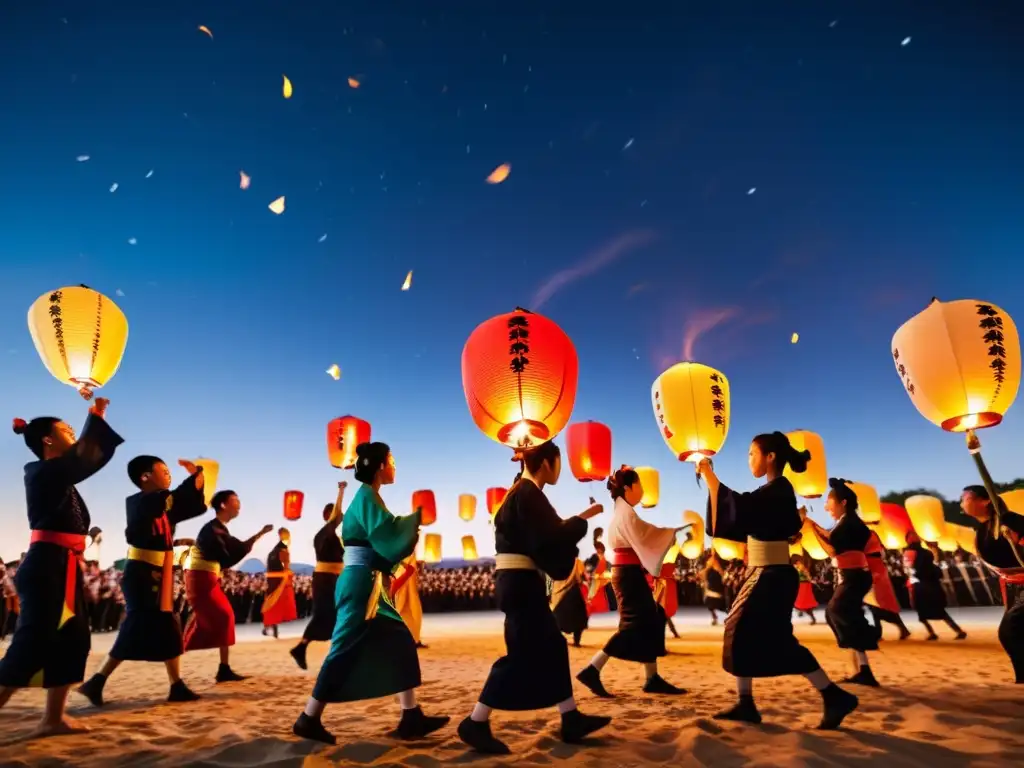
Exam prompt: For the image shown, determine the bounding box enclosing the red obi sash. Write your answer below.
[30,530,86,630]
[612,548,641,567]
[835,551,869,570]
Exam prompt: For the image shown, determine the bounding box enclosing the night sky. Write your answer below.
[1,1,1022,565]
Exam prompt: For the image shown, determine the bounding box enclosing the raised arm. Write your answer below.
[808,519,836,558]
[167,462,208,525]
[44,401,124,486]
[326,481,347,531]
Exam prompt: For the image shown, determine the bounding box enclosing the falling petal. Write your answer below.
[901,36,911,46]
[115,289,125,297]
[198,25,213,39]
[622,138,634,151]
[326,364,341,380]
[318,233,327,243]
[239,171,251,190]
[268,196,286,214]
[282,75,293,99]
[76,154,90,162]
[348,76,361,89]
[486,163,511,184]
[127,237,137,245]
[401,270,413,291]
[110,183,119,193]
[791,332,799,344]
[747,187,756,195]
[145,169,154,178]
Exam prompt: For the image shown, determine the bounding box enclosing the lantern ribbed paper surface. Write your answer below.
[892,299,1020,431]
[462,309,578,448]
[565,421,612,481]
[634,466,659,508]
[652,362,729,461]
[27,285,128,394]
[327,416,371,469]
[283,490,304,521]
[904,495,946,543]
[783,431,827,498]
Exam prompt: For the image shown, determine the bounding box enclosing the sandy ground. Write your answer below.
[0,607,1020,767]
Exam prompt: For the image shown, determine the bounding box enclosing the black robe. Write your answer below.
[303,523,344,642]
[704,568,727,612]
[904,543,948,620]
[824,514,878,652]
[480,479,588,710]
[975,512,1024,683]
[110,474,207,662]
[707,476,819,678]
[195,520,252,570]
[0,415,123,688]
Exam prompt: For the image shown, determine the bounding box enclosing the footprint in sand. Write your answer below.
[694,718,725,736]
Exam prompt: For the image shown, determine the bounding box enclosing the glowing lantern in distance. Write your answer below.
[458,494,476,522]
[486,487,507,517]
[845,481,881,524]
[461,308,578,449]
[423,533,442,563]
[327,415,371,469]
[904,495,946,543]
[937,528,960,553]
[634,466,659,508]
[413,490,437,526]
[27,285,129,397]
[680,510,704,559]
[713,538,745,561]
[462,535,478,561]
[565,421,612,481]
[194,458,219,507]
[892,299,1020,432]
[283,490,304,521]
[879,503,915,550]
[783,431,827,498]
[800,518,829,560]
[652,362,730,462]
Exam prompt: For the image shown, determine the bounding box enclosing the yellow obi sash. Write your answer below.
[495,553,539,571]
[127,546,174,612]
[747,539,791,567]
[262,569,294,613]
[184,547,221,575]
[315,561,343,575]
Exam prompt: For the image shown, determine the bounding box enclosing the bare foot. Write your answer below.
[29,716,89,739]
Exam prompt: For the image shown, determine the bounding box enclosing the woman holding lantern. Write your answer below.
[576,465,688,698]
[293,442,448,746]
[697,432,858,730]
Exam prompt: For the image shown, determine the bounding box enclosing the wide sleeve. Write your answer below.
[706,481,757,542]
[617,500,676,576]
[706,477,797,541]
[221,534,253,569]
[40,414,124,486]
[363,492,421,566]
[528,489,589,581]
[167,473,208,525]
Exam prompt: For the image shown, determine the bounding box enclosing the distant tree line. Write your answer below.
[881,478,1024,529]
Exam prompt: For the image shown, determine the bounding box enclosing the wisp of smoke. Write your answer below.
[531,229,657,310]
[682,307,739,360]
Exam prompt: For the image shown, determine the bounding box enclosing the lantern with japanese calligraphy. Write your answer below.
[1000,489,1024,514]
[904,495,946,543]
[680,510,705,559]
[462,535,478,561]
[635,466,659,508]
[879,503,916,550]
[27,285,129,397]
[892,299,1020,432]
[565,421,612,481]
[413,490,437,526]
[486,487,507,517]
[713,538,745,561]
[423,533,442,563]
[800,518,829,560]
[327,415,371,469]
[845,481,881,524]
[194,458,219,507]
[652,362,730,462]
[783,431,827,498]
[461,308,578,449]
[458,494,476,522]
[283,490,304,521]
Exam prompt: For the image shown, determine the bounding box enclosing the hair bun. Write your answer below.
[798,449,812,462]
[829,477,849,490]
[11,418,26,435]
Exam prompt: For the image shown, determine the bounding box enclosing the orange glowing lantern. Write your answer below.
[652,362,730,462]
[459,494,476,522]
[663,543,680,564]
[462,535,478,561]
[413,490,437,526]
[904,495,946,543]
[634,466,659,508]
[327,415,371,469]
[789,539,805,557]
[461,308,579,449]
[955,523,978,555]
[486,487,507,517]
[845,481,881,524]
[800,518,829,560]
[1000,489,1024,514]
[565,421,612,481]
[879,503,916,550]
[783,431,827,498]
[283,490,304,521]
[423,533,442,563]
[937,528,961,553]
[713,538,745,561]
[680,510,704,559]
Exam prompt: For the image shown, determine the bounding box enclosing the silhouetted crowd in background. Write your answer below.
[0,547,1010,640]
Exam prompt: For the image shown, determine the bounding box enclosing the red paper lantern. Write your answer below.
[879,503,916,550]
[486,487,507,517]
[461,308,579,449]
[327,415,371,469]
[565,421,612,481]
[413,489,437,526]
[283,490,304,521]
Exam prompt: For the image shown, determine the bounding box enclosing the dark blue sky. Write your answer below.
[1,1,1022,564]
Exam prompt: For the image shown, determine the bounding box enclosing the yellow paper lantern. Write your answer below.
[891,298,1020,432]
[194,458,219,507]
[955,524,978,555]
[1000,489,1024,514]
[461,535,478,561]
[783,431,827,498]
[904,495,946,543]
[800,518,829,560]
[635,466,659,508]
[423,533,442,563]
[937,528,960,553]
[652,362,730,462]
[712,538,745,561]
[27,285,129,396]
[845,481,881,524]
[458,494,476,522]
[663,543,680,564]
[680,510,705,559]
[789,539,804,557]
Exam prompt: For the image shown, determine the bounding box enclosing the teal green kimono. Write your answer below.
[312,483,422,702]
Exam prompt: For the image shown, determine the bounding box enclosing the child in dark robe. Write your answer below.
[698,432,858,729]
[458,440,610,755]
[78,456,208,706]
[0,399,123,737]
[903,533,967,640]
[550,558,589,647]
[291,482,347,670]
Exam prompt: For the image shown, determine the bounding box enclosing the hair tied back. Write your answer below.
[11,418,26,435]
